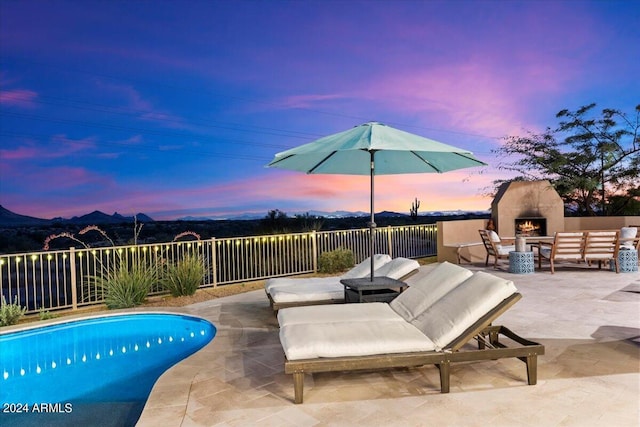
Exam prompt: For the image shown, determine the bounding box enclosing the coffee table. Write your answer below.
[340,277,408,303]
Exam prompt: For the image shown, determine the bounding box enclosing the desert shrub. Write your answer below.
[161,253,207,297]
[0,295,26,326]
[318,248,355,274]
[88,257,158,309]
[38,308,57,321]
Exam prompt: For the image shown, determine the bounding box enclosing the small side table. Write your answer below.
[340,277,408,303]
[509,251,535,274]
[611,249,638,273]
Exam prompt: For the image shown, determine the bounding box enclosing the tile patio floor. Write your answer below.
[136,262,640,427]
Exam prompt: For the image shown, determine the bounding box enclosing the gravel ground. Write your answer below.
[142,280,267,307]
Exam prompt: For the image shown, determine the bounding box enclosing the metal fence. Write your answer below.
[1,224,436,314]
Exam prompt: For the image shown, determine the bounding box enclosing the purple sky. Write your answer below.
[1,0,638,220]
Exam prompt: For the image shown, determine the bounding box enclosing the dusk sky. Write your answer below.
[1,0,639,221]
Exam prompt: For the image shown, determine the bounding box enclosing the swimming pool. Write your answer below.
[0,312,215,427]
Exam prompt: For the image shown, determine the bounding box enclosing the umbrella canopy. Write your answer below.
[267,121,487,280]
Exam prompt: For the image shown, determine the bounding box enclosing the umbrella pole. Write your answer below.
[369,151,376,281]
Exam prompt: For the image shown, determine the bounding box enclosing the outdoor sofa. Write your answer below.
[265,255,420,312]
[538,230,622,273]
[278,262,544,403]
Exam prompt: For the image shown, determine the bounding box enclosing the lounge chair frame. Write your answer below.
[267,292,344,312]
[283,293,545,403]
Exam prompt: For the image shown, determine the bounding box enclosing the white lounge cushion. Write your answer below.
[265,254,392,296]
[620,227,637,250]
[280,319,436,360]
[341,254,393,279]
[372,257,419,279]
[390,262,473,322]
[269,281,344,303]
[278,302,404,327]
[411,271,517,351]
[265,276,338,294]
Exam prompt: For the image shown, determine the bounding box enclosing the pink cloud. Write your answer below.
[0,89,38,108]
[138,170,494,219]
[0,145,39,160]
[94,80,186,129]
[2,165,497,221]
[276,93,347,109]
[1,135,96,161]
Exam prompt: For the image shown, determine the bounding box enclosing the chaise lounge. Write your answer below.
[265,255,420,312]
[278,262,544,403]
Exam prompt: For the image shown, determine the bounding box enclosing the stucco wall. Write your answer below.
[437,218,490,264]
[491,180,564,236]
[564,216,640,231]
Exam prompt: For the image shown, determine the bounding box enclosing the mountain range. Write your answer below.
[0,205,489,227]
[0,205,154,227]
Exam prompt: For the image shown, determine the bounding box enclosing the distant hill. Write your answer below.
[66,211,154,225]
[0,205,51,226]
[0,205,154,227]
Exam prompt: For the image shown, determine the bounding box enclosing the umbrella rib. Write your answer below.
[308,151,337,174]
[410,151,486,172]
[410,151,443,173]
[267,154,294,167]
[452,152,487,165]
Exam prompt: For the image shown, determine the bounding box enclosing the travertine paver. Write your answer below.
[137,264,640,427]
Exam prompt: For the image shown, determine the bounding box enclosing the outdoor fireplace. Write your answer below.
[515,217,547,237]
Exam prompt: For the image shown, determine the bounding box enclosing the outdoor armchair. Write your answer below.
[537,232,586,273]
[479,229,516,268]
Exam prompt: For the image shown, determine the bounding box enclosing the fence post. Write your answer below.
[312,231,318,273]
[69,247,78,311]
[209,237,218,287]
[387,226,393,258]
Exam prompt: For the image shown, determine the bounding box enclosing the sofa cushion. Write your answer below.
[488,230,505,250]
[410,271,517,351]
[496,245,516,255]
[390,262,473,322]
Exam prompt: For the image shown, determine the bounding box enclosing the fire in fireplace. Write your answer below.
[515,217,547,237]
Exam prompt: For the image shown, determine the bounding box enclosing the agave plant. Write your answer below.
[88,255,159,309]
[160,253,207,297]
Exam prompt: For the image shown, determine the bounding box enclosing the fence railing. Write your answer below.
[1,224,437,315]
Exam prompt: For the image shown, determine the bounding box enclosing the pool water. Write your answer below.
[0,313,215,427]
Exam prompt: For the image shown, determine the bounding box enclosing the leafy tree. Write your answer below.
[493,103,640,215]
[261,209,290,233]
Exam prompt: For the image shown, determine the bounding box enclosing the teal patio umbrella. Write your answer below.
[267,121,487,280]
